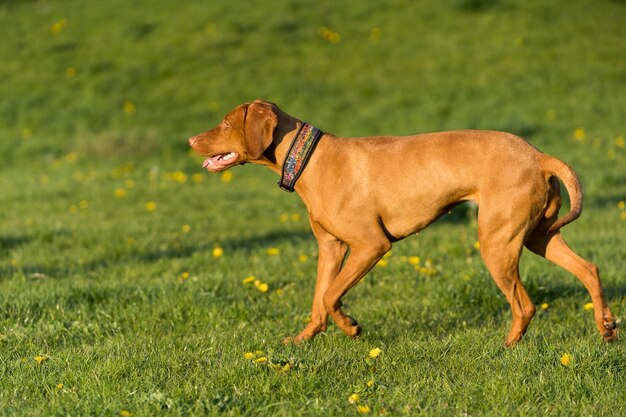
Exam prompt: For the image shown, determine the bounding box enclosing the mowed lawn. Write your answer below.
[1,0,625,416]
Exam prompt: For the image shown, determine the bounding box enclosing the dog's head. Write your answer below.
[188,100,278,172]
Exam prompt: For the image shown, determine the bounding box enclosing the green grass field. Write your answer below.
[1,0,625,415]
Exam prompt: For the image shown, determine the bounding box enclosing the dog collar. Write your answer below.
[278,122,323,192]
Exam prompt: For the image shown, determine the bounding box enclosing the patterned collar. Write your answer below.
[278,123,323,192]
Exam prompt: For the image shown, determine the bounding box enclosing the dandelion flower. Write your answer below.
[348,393,360,404]
[615,136,625,148]
[376,259,388,267]
[583,302,594,311]
[114,188,127,198]
[408,256,421,265]
[299,254,309,262]
[119,411,132,417]
[367,379,375,387]
[254,357,268,364]
[145,201,157,211]
[65,67,76,78]
[123,101,136,115]
[181,224,191,233]
[243,352,256,359]
[618,201,625,210]
[573,128,586,141]
[56,383,64,391]
[540,303,549,311]
[290,213,301,222]
[257,283,269,293]
[266,247,280,256]
[357,405,371,414]
[369,347,382,358]
[560,353,572,366]
[279,213,289,222]
[50,19,67,34]
[34,355,47,364]
[621,211,626,221]
[473,241,480,249]
[179,272,189,282]
[242,276,256,284]
[212,247,224,258]
[220,171,233,183]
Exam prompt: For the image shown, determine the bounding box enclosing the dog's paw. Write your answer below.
[602,318,619,342]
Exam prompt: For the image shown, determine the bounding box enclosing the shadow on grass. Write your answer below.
[0,234,31,252]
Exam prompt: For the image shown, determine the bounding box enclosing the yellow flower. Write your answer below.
[243,352,256,359]
[22,128,33,140]
[376,259,388,267]
[145,201,157,211]
[621,211,626,221]
[540,303,549,311]
[290,213,301,222]
[618,201,625,210]
[212,247,224,258]
[573,128,586,141]
[583,302,594,311]
[168,171,187,184]
[408,256,421,265]
[34,355,47,364]
[181,224,191,233]
[279,213,289,222]
[119,411,132,417]
[220,171,233,183]
[254,357,268,364]
[242,276,256,284]
[357,405,371,414]
[114,188,127,198]
[366,379,375,387]
[369,347,382,358]
[257,283,269,293]
[369,28,381,43]
[348,393,360,404]
[473,241,480,249]
[56,383,64,391]
[615,136,625,148]
[179,272,189,281]
[65,67,76,78]
[266,247,280,256]
[383,251,392,259]
[50,19,67,34]
[298,254,309,262]
[123,101,136,115]
[560,353,572,366]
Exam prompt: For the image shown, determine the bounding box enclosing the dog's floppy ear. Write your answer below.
[244,100,278,159]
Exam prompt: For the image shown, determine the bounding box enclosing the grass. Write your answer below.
[1,0,625,415]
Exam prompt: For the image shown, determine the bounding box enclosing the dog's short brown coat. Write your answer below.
[189,100,617,346]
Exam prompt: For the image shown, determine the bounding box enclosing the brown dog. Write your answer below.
[189,99,617,346]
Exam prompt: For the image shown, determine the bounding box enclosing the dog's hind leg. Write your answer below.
[477,206,537,347]
[525,231,617,342]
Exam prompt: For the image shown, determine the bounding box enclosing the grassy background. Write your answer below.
[1,0,625,415]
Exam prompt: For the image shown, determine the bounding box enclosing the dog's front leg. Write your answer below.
[322,239,391,338]
[284,222,348,344]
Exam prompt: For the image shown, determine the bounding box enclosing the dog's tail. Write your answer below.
[540,155,583,234]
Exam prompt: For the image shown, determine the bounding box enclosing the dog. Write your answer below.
[189,99,617,346]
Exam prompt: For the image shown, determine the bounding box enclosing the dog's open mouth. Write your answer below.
[202,152,239,172]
